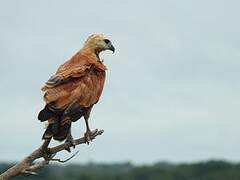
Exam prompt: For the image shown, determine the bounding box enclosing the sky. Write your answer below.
[0,0,240,164]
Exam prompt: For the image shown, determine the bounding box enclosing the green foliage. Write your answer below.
[1,160,240,180]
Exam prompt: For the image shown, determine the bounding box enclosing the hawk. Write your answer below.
[38,34,115,147]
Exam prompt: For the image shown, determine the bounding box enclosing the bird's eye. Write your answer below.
[104,39,110,44]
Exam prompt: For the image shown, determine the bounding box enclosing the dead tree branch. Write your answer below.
[0,129,104,180]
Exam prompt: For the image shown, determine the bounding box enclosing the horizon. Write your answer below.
[0,0,240,164]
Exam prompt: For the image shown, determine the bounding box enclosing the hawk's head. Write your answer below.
[83,33,115,56]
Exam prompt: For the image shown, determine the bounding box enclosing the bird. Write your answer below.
[38,33,115,147]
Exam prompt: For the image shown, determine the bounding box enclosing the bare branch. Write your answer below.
[22,170,37,175]
[50,150,79,163]
[0,129,104,180]
[49,129,104,154]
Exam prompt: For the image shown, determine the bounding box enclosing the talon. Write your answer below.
[65,134,75,152]
[84,130,92,145]
[42,148,52,161]
[65,147,71,153]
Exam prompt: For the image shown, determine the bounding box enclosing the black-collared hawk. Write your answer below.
[38,34,115,146]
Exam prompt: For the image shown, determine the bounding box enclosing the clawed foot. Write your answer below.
[65,134,76,152]
[41,148,54,161]
[84,130,92,145]
[84,129,98,145]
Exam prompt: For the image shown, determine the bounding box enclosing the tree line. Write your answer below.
[1,160,239,180]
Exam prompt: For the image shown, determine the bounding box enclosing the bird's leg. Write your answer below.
[84,117,92,144]
[41,138,52,161]
[84,107,93,144]
[65,126,75,152]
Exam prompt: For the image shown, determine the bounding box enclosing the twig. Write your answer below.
[50,150,79,163]
[0,129,104,180]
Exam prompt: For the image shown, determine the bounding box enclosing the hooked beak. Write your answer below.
[108,42,115,53]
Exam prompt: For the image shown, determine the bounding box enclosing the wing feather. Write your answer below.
[42,62,105,110]
[42,64,91,90]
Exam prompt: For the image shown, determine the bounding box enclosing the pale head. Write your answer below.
[82,33,115,57]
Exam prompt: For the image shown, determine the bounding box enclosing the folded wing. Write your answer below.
[41,55,106,110]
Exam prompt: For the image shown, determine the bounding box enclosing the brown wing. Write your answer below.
[42,64,92,89]
[42,63,106,110]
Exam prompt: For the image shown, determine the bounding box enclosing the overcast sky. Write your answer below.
[0,0,240,164]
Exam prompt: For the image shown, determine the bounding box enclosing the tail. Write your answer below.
[39,104,70,141]
[53,121,71,141]
[42,120,71,141]
[38,104,62,122]
[39,104,87,141]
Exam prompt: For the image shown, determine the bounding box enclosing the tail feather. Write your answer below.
[42,120,71,141]
[38,104,62,122]
[53,123,71,141]
[40,103,89,141]
[42,125,53,139]
[42,120,60,139]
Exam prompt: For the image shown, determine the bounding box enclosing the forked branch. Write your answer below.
[0,129,104,180]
